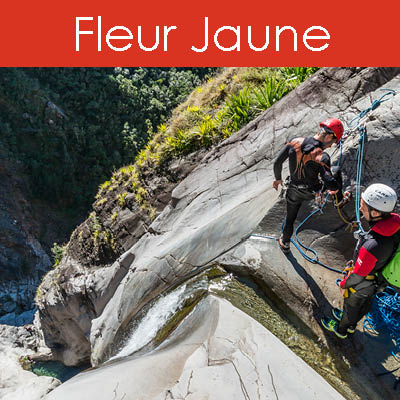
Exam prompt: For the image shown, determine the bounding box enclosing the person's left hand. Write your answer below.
[273,180,282,191]
[315,192,324,206]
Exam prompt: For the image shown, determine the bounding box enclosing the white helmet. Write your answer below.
[361,183,397,213]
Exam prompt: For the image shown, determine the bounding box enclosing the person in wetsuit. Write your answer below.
[273,118,348,253]
[322,183,399,338]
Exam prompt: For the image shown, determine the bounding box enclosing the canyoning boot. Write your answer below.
[331,308,355,333]
[278,235,290,254]
[334,191,352,209]
[332,307,343,321]
[321,317,348,339]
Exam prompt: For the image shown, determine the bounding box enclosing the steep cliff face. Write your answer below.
[0,148,52,322]
[0,149,48,280]
[0,68,214,324]
[34,150,209,365]
[35,68,400,373]
[89,67,400,364]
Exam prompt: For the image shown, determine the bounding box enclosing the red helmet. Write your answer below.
[320,118,344,143]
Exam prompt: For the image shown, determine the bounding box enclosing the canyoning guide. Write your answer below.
[322,183,400,338]
[272,118,350,253]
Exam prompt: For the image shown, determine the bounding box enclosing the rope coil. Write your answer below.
[364,287,400,361]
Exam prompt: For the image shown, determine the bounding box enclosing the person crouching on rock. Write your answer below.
[322,183,400,339]
[272,118,350,253]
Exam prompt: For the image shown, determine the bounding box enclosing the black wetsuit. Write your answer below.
[337,214,400,334]
[273,137,340,243]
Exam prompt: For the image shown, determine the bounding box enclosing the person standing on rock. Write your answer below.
[322,183,400,339]
[272,118,350,253]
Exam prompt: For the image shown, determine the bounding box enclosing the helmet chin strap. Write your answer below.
[367,204,383,222]
[320,132,336,148]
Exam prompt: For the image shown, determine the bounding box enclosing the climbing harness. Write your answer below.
[339,263,376,297]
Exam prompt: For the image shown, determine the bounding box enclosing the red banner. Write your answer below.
[1,0,399,66]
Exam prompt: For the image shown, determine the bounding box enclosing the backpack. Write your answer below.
[381,242,400,290]
[288,138,327,180]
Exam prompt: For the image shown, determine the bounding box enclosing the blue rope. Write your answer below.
[250,203,343,273]
[348,89,396,130]
[289,194,343,273]
[354,126,366,233]
[288,135,344,274]
[287,89,396,274]
[347,89,396,234]
[363,287,400,361]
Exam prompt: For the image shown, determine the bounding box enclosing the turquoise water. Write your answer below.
[32,361,89,383]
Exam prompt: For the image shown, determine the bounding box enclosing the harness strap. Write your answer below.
[288,138,324,180]
[343,264,376,296]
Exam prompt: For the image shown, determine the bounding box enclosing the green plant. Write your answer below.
[253,75,289,111]
[90,213,102,244]
[281,67,319,85]
[196,115,216,147]
[223,88,253,132]
[118,192,128,207]
[95,198,107,207]
[149,206,157,221]
[135,187,148,205]
[164,129,195,157]
[51,243,65,267]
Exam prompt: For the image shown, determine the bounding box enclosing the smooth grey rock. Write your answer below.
[46,296,345,400]
[91,68,400,366]
[0,344,59,400]
[0,324,60,400]
[34,67,400,382]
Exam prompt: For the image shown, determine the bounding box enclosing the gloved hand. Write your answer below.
[336,278,342,287]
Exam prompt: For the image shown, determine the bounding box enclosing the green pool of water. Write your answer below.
[32,361,89,383]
